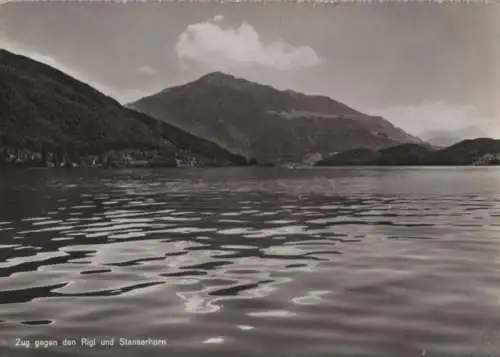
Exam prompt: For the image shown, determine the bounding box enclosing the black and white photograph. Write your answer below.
[0,1,499,356]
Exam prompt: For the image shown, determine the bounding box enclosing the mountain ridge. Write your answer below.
[420,125,489,148]
[0,49,247,167]
[315,138,500,166]
[129,71,423,164]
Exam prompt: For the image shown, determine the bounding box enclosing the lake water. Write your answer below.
[1,167,500,357]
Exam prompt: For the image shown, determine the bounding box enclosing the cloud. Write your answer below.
[138,65,157,75]
[175,18,323,71]
[371,101,496,137]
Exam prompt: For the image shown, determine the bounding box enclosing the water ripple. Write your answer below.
[1,167,500,357]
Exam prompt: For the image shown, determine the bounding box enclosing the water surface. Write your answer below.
[1,167,500,357]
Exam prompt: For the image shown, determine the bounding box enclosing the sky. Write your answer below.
[0,2,498,137]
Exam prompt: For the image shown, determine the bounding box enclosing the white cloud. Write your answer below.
[175,18,323,71]
[138,65,157,75]
[371,101,496,137]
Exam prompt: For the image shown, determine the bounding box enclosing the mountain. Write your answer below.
[315,148,381,166]
[315,138,500,166]
[0,49,247,167]
[420,125,488,148]
[431,138,500,165]
[129,72,422,164]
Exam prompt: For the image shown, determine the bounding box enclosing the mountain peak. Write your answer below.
[196,71,256,89]
[200,71,237,81]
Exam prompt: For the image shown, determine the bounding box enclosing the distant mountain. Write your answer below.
[129,72,422,164]
[0,49,247,167]
[315,148,381,166]
[431,138,500,165]
[421,125,488,148]
[315,138,500,166]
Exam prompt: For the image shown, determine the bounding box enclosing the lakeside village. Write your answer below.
[471,153,500,166]
[0,146,215,168]
[2,144,500,169]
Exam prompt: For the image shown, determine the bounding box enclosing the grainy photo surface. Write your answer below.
[0,2,499,357]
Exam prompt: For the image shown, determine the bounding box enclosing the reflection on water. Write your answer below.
[1,167,500,356]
